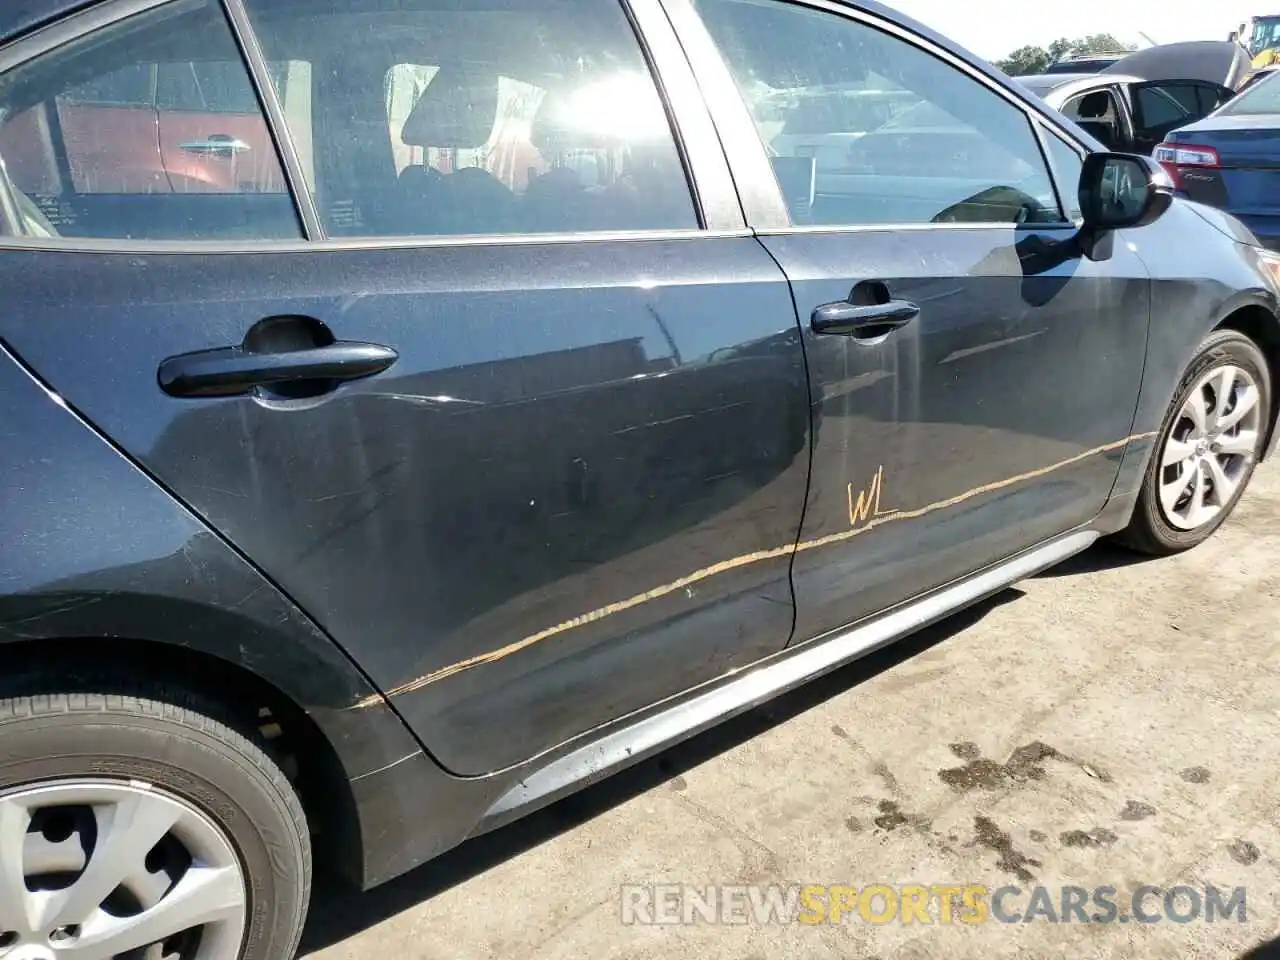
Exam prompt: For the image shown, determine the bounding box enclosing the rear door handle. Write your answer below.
[158,341,398,397]
[811,297,920,338]
[178,134,251,157]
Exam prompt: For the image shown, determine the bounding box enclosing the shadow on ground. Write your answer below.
[1033,539,1158,578]
[1239,939,1280,959]
[298,587,1026,954]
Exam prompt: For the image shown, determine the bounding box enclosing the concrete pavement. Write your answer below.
[300,463,1280,960]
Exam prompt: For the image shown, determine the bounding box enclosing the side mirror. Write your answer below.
[1079,152,1174,231]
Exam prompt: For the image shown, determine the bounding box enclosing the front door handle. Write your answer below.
[158,341,398,397]
[811,298,920,338]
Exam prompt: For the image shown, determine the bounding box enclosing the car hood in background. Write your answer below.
[1102,41,1252,88]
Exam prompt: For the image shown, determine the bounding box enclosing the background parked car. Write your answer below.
[1018,41,1248,154]
[1043,53,1127,74]
[1155,68,1280,249]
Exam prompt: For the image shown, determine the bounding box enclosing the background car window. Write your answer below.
[0,0,299,240]
[243,0,698,238]
[1042,127,1083,220]
[1061,88,1123,150]
[1134,83,1195,133]
[1196,84,1231,113]
[693,0,1062,227]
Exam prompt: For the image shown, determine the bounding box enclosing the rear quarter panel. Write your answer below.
[0,339,437,884]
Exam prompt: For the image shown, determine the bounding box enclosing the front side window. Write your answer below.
[693,0,1062,227]
[243,0,699,238]
[1042,127,1083,221]
[0,0,299,240]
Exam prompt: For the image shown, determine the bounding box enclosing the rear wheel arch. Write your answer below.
[0,632,366,882]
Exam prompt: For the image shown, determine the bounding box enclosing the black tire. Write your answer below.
[1117,328,1272,555]
[0,677,310,960]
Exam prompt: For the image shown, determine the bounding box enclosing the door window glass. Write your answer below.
[693,0,1062,227]
[0,0,300,240]
[1061,88,1124,149]
[1196,85,1231,113]
[1134,83,1196,133]
[243,0,699,238]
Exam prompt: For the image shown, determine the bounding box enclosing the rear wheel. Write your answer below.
[0,682,310,960]
[1118,329,1271,555]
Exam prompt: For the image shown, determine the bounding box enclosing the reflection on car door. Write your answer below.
[0,0,811,777]
[681,0,1152,643]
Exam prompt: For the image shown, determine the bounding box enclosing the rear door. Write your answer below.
[0,0,810,775]
[669,0,1152,643]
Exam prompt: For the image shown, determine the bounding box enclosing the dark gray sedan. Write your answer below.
[0,1,1278,958]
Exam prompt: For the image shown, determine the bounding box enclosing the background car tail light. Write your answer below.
[1153,143,1221,187]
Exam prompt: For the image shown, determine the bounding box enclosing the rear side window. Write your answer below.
[241,0,699,238]
[0,0,300,241]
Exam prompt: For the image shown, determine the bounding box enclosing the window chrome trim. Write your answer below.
[0,227,752,255]
[754,221,1081,238]
[624,0,744,231]
[221,0,319,239]
[656,0,787,228]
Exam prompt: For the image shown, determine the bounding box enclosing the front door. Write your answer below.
[0,0,810,775]
[681,0,1152,642]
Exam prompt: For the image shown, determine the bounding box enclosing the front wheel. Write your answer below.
[1118,328,1271,555]
[0,682,311,960]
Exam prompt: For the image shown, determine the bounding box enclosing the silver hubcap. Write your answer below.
[0,780,246,960]
[1159,363,1262,531]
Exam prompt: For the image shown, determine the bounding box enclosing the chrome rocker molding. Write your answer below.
[481,528,1098,822]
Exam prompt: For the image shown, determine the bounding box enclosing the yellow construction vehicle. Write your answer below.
[1233,15,1280,77]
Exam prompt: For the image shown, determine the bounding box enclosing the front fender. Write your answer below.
[1098,201,1280,521]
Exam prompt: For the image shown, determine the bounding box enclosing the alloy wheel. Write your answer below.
[0,779,246,960]
[1158,363,1263,531]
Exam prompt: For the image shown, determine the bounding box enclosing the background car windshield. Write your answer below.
[1219,68,1280,114]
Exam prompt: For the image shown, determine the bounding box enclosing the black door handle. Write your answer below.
[158,341,398,397]
[811,298,920,338]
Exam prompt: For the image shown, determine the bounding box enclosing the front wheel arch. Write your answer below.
[1214,303,1280,461]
